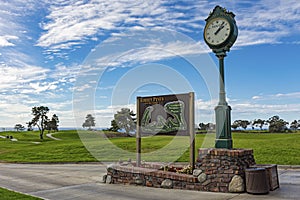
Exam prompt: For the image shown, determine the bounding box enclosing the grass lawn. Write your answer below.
[0,130,299,165]
[0,130,97,163]
[0,187,42,200]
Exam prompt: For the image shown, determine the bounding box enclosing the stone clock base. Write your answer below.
[196,148,256,192]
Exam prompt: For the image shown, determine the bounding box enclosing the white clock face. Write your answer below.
[204,18,231,46]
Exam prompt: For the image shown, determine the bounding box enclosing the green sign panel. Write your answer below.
[137,93,192,135]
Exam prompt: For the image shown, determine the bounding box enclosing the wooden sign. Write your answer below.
[136,92,195,168]
[138,93,192,135]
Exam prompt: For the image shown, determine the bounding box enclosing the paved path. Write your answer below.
[46,133,61,140]
[0,163,299,200]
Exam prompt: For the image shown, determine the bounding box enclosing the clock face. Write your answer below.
[204,18,231,46]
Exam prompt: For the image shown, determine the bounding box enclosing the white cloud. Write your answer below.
[93,39,209,70]
[29,82,58,93]
[0,65,50,92]
[0,0,41,52]
[0,35,18,47]
[195,96,300,123]
[37,0,203,53]
[234,0,300,46]
[49,63,81,80]
[231,102,300,122]
[252,96,261,100]
[74,83,93,92]
[251,92,300,101]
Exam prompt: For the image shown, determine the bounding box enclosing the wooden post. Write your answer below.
[189,92,195,170]
[136,97,141,167]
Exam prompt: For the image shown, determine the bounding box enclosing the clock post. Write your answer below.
[215,51,232,149]
[203,6,238,149]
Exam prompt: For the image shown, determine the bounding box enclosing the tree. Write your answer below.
[231,120,250,131]
[198,123,209,131]
[114,108,136,136]
[29,106,50,139]
[231,120,240,130]
[267,115,289,133]
[240,120,250,130]
[45,114,59,132]
[290,120,300,131]
[26,121,34,131]
[198,122,215,133]
[109,119,119,132]
[82,114,96,130]
[14,124,25,132]
[252,119,266,130]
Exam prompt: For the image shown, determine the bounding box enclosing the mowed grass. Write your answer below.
[0,130,97,163]
[0,130,299,165]
[0,187,42,200]
[233,132,300,165]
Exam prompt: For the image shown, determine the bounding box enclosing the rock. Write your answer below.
[106,164,117,172]
[101,174,107,183]
[197,173,207,183]
[229,175,245,193]
[161,179,173,189]
[127,163,134,167]
[120,162,129,166]
[134,176,143,185]
[106,175,112,184]
[193,169,202,177]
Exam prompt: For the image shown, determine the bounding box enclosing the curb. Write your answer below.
[278,165,300,170]
[0,161,106,165]
[0,162,300,169]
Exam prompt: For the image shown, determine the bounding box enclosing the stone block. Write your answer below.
[229,175,245,193]
[134,175,143,185]
[197,173,207,183]
[101,174,107,183]
[161,179,173,189]
[193,169,202,177]
[106,175,112,184]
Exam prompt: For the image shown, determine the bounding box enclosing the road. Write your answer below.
[0,163,299,200]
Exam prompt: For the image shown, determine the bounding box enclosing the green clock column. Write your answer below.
[215,52,232,149]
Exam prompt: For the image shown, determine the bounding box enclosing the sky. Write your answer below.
[1,0,300,129]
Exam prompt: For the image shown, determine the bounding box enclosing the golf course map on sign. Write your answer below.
[138,93,192,135]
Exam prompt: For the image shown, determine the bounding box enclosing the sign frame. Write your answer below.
[136,92,195,168]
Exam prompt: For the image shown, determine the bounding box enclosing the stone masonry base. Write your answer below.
[104,148,256,193]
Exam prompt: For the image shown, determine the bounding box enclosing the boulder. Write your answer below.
[106,175,112,184]
[229,175,245,193]
[197,173,207,183]
[161,179,173,189]
[193,169,202,177]
[106,164,117,173]
[135,176,143,185]
[101,174,107,183]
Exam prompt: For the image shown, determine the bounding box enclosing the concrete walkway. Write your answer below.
[0,163,299,200]
[46,133,61,140]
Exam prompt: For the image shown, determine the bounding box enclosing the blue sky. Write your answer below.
[1,0,300,128]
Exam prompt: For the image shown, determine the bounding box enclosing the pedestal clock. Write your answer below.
[204,5,238,149]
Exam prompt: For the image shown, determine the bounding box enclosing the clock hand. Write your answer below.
[214,22,225,35]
